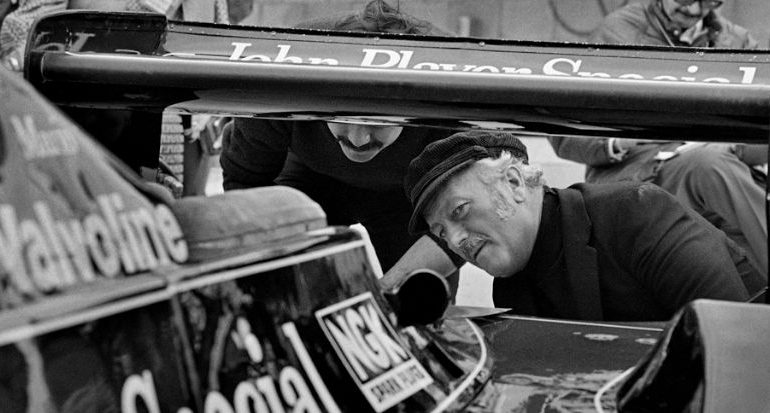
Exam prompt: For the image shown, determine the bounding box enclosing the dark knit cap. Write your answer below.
[405,131,528,234]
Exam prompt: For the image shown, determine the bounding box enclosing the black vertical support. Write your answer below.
[64,107,163,172]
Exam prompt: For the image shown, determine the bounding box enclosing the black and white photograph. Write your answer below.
[0,0,768,411]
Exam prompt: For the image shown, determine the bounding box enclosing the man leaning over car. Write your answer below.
[393,131,765,321]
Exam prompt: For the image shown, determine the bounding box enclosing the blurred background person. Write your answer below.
[550,0,767,277]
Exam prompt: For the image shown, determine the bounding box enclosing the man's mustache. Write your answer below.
[674,9,703,18]
[459,235,486,261]
[335,136,383,152]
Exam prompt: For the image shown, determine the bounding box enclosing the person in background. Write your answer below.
[591,0,757,47]
[550,0,767,276]
[221,0,464,285]
[404,131,764,321]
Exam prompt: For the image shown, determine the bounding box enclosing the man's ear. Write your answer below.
[502,165,527,202]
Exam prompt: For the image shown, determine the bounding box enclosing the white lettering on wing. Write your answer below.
[543,57,580,76]
[155,42,765,85]
[229,43,339,65]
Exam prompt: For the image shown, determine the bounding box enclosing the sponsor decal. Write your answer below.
[10,115,80,159]
[221,43,760,85]
[0,193,188,295]
[315,293,433,412]
[120,320,338,413]
[34,31,96,53]
[34,30,763,85]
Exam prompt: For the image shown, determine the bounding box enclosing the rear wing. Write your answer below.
[24,10,770,142]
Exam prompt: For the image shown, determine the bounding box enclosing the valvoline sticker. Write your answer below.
[315,292,433,412]
[0,67,188,307]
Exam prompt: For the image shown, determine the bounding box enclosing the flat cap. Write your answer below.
[405,131,528,234]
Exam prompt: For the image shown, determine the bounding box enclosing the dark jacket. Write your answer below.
[493,183,760,321]
[221,119,449,192]
[219,118,457,270]
[548,137,683,184]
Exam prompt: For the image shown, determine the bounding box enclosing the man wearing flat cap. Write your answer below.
[399,131,764,321]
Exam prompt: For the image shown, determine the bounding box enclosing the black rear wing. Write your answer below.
[24,10,770,142]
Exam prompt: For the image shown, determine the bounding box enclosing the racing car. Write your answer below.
[1,9,768,412]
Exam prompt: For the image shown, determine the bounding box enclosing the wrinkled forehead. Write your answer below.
[423,164,481,222]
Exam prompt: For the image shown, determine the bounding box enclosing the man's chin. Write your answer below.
[480,258,521,278]
[482,263,515,278]
[342,148,378,163]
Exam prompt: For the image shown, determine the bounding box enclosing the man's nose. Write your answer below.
[684,2,702,14]
[446,224,468,251]
[347,125,373,147]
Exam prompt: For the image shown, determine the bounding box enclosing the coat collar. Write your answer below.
[548,186,604,320]
[493,186,604,320]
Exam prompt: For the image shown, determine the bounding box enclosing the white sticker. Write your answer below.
[316,293,433,412]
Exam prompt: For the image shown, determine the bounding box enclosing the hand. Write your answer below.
[379,271,405,293]
[1,49,22,72]
[613,139,645,152]
[378,234,456,292]
[733,144,768,166]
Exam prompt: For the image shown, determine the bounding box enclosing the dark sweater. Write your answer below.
[219,118,456,270]
[494,183,757,321]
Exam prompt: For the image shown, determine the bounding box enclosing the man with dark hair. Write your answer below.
[404,131,764,321]
[221,1,462,280]
[550,0,767,277]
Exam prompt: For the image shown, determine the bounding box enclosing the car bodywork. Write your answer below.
[5,9,769,412]
[0,59,660,412]
[0,66,493,411]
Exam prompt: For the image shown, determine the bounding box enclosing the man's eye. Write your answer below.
[429,225,444,240]
[451,203,468,219]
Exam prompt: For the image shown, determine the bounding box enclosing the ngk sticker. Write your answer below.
[316,293,432,412]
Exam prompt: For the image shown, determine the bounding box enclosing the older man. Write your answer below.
[405,131,764,321]
[551,0,767,277]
